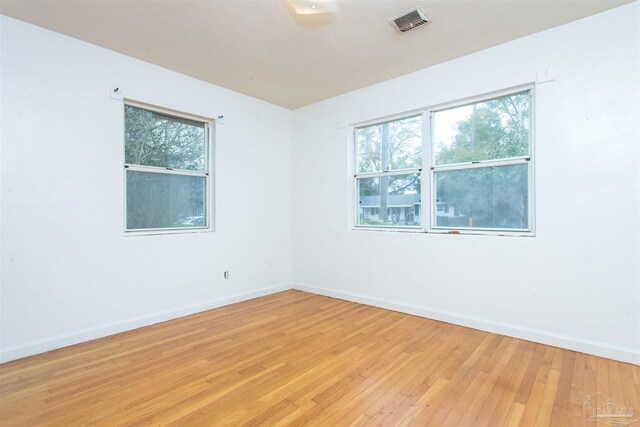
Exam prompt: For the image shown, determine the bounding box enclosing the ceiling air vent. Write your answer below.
[388,6,430,33]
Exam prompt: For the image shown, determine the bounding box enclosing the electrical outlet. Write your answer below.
[224,271,230,280]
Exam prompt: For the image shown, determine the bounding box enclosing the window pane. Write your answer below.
[356,115,422,173]
[125,105,206,171]
[433,92,529,165]
[126,171,205,230]
[434,164,528,230]
[357,173,421,227]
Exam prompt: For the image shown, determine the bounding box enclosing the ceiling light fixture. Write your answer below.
[290,0,338,15]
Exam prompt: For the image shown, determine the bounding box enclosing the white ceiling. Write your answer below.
[0,0,633,109]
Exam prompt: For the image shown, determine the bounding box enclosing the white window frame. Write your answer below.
[350,84,535,237]
[123,99,215,236]
[352,113,424,231]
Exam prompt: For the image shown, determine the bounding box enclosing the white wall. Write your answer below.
[0,16,293,362]
[2,4,638,365]
[292,4,640,364]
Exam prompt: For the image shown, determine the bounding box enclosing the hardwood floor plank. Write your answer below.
[0,290,638,426]
[533,368,561,425]
[483,345,534,426]
[503,402,526,426]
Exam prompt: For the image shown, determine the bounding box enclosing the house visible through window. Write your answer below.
[354,115,422,228]
[124,103,212,233]
[353,87,532,235]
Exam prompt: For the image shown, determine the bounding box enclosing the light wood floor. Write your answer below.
[1,290,638,426]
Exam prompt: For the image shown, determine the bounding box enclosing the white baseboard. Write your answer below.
[4,283,638,365]
[0,283,292,364]
[293,283,640,365]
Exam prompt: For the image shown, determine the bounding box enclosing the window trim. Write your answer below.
[350,84,535,237]
[123,99,215,236]
[352,114,423,230]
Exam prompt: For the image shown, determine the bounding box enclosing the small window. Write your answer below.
[431,91,531,232]
[124,103,212,233]
[354,115,422,228]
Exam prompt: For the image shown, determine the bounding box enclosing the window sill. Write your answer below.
[353,226,423,233]
[124,226,213,237]
[351,226,534,237]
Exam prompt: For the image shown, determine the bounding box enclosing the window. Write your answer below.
[124,102,213,233]
[354,115,422,228]
[352,87,533,235]
[431,91,531,232]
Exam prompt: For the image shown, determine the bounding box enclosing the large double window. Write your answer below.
[124,102,213,233]
[354,87,533,235]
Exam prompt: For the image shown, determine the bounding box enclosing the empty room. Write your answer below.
[1,0,639,425]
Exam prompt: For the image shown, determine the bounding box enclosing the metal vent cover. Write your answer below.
[388,6,430,33]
